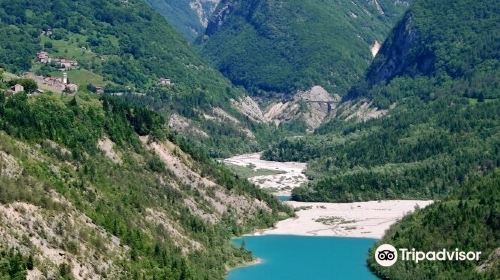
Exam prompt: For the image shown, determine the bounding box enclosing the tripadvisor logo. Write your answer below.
[374,244,482,267]
[375,244,398,267]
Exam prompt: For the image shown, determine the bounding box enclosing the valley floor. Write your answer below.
[224,153,433,238]
[223,153,307,196]
[256,200,433,238]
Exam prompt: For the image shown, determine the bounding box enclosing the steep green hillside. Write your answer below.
[200,0,411,98]
[262,0,499,202]
[0,89,291,279]
[0,0,225,91]
[369,171,500,279]
[145,0,220,41]
[365,0,499,86]
[0,0,280,157]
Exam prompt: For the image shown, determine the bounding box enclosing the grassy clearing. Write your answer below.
[40,34,97,62]
[49,69,106,88]
[33,35,110,89]
[2,71,19,81]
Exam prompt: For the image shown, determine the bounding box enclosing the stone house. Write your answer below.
[159,78,172,86]
[37,51,51,63]
[10,84,24,94]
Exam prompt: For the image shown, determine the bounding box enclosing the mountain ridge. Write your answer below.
[0,0,282,157]
[199,0,412,98]
[263,0,499,202]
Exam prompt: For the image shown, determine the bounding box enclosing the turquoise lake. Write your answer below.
[276,195,291,202]
[227,235,378,280]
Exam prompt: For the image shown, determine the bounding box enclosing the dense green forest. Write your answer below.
[263,0,500,202]
[0,0,234,95]
[369,171,500,279]
[0,0,284,157]
[0,249,29,280]
[0,89,292,279]
[200,0,412,98]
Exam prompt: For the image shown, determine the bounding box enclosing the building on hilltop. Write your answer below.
[36,52,79,70]
[159,78,172,86]
[26,72,78,93]
[37,51,51,63]
[54,58,79,70]
[65,83,79,93]
[95,86,104,94]
[41,28,53,36]
[10,84,24,94]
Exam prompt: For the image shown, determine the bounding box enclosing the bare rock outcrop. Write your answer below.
[0,151,22,178]
[168,113,209,138]
[231,96,268,123]
[97,137,122,164]
[264,86,341,133]
[140,136,270,225]
[190,0,221,27]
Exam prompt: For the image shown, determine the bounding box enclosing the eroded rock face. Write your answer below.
[0,151,22,178]
[205,0,265,35]
[140,136,271,224]
[476,247,500,273]
[370,40,381,57]
[205,0,237,35]
[189,0,221,27]
[264,86,341,133]
[261,86,391,131]
[202,107,257,139]
[168,113,209,139]
[97,137,122,164]
[369,0,385,15]
[0,201,127,280]
[334,99,390,122]
[231,96,268,123]
[145,0,221,40]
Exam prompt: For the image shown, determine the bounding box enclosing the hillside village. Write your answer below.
[32,52,79,93]
[36,51,79,70]
[26,72,78,94]
[8,51,169,95]
[2,49,177,97]
[0,52,81,96]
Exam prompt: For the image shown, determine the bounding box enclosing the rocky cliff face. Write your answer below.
[205,0,234,35]
[368,0,413,16]
[256,86,386,133]
[205,0,262,36]
[190,0,221,27]
[264,86,341,133]
[145,0,221,40]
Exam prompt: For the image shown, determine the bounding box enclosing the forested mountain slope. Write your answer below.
[0,89,291,279]
[145,0,220,41]
[263,0,500,202]
[199,0,412,98]
[369,170,500,279]
[0,0,276,157]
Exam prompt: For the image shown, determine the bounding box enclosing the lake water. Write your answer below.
[227,235,378,280]
[276,195,291,202]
